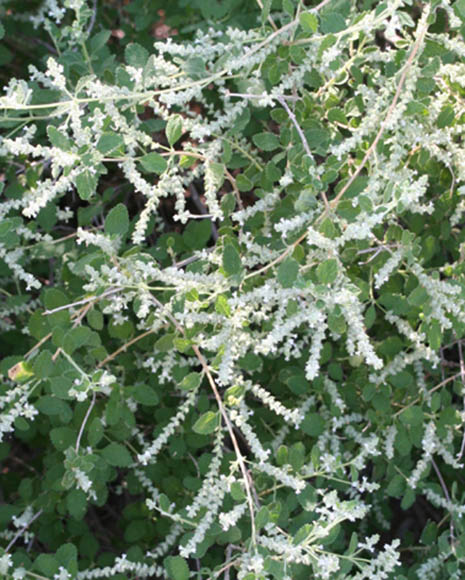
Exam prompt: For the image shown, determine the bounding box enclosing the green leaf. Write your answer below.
[408,285,428,307]
[301,413,325,437]
[256,506,270,530]
[455,0,465,18]
[0,44,12,66]
[125,42,149,68]
[56,543,78,575]
[50,427,76,451]
[184,56,207,79]
[348,532,358,554]
[420,521,438,545]
[90,29,111,52]
[327,311,347,334]
[47,125,71,150]
[155,334,175,352]
[426,319,442,350]
[87,308,103,330]
[320,13,346,33]
[76,170,98,201]
[299,12,318,33]
[97,132,125,155]
[8,361,34,383]
[0,22,4,40]
[166,115,183,147]
[399,405,424,427]
[230,481,246,501]
[327,108,348,124]
[207,161,225,189]
[164,555,190,580]
[66,489,87,520]
[183,219,211,250]
[316,258,339,284]
[105,393,122,426]
[386,474,405,498]
[289,442,305,470]
[186,290,200,305]
[277,258,299,288]
[105,203,129,236]
[282,0,294,16]
[63,326,100,354]
[221,193,236,217]
[101,442,133,467]
[252,132,280,151]
[139,152,168,174]
[193,411,220,435]
[158,493,171,511]
[131,384,159,405]
[223,243,242,277]
[32,350,53,378]
[35,554,59,576]
[215,294,231,317]
[88,417,104,446]
[236,174,253,192]
[179,372,202,391]
[436,105,455,128]
[295,189,317,212]
[260,0,271,23]
[35,396,72,423]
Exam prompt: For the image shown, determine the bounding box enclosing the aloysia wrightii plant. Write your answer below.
[1,0,465,578]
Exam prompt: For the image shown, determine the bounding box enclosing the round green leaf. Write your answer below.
[105,203,129,236]
[101,442,133,467]
[164,555,190,580]
[193,411,220,435]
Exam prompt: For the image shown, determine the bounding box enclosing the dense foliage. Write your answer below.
[2,0,465,578]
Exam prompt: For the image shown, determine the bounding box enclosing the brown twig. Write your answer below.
[97,328,155,368]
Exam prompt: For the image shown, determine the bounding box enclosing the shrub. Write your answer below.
[1,0,465,578]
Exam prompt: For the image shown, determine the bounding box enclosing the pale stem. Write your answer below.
[75,392,96,452]
[148,295,258,549]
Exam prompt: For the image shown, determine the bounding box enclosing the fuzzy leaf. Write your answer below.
[139,152,168,174]
[193,411,219,435]
[299,12,318,33]
[223,243,242,277]
[166,115,183,147]
[75,170,98,200]
[105,203,129,236]
[164,556,190,580]
[101,442,133,467]
[252,132,280,151]
[277,258,299,288]
[316,259,338,284]
[179,372,202,391]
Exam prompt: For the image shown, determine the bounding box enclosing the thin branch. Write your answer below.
[393,372,461,418]
[86,0,98,37]
[431,458,455,548]
[276,95,330,212]
[5,510,43,553]
[325,5,430,214]
[243,229,308,281]
[96,328,155,368]
[43,287,120,315]
[456,339,465,461]
[148,296,257,549]
[75,392,96,452]
[224,168,244,211]
[226,91,298,101]
[189,183,219,242]
[255,0,278,31]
